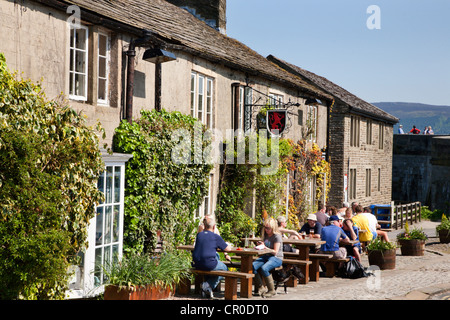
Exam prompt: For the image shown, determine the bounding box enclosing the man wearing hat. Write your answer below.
[299,213,323,238]
[319,215,350,259]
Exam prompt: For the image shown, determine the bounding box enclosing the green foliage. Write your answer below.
[436,214,450,232]
[216,134,289,244]
[421,206,447,221]
[102,251,192,290]
[0,53,104,299]
[113,109,213,254]
[367,237,397,251]
[397,222,428,240]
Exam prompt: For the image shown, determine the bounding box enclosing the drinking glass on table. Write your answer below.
[309,230,315,238]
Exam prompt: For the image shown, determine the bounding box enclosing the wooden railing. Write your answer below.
[372,201,421,230]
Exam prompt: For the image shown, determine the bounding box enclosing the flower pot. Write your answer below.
[398,239,426,256]
[368,248,396,270]
[104,284,172,300]
[438,229,450,244]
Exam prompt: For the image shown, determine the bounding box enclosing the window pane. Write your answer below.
[99,34,107,56]
[94,248,102,286]
[106,166,113,203]
[98,57,106,78]
[190,73,196,117]
[103,246,111,283]
[114,166,121,203]
[74,73,86,97]
[97,170,105,204]
[98,79,106,101]
[75,28,86,50]
[105,206,112,244]
[70,49,74,72]
[75,51,86,73]
[95,207,103,246]
[113,205,120,243]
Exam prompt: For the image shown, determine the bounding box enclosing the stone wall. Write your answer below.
[393,134,450,211]
[328,103,394,208]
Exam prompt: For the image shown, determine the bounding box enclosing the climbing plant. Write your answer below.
[217,134,331,242]
[113,109,213,254]
[0,54,104,299]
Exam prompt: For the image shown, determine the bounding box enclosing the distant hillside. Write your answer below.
[372,102,450,135]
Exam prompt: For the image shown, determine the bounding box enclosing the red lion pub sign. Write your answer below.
[266,109,287,136]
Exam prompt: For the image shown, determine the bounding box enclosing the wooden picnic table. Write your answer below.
[177,244,272,298]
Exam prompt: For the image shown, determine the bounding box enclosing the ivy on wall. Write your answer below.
[217,134,331,243]
[113,109,213,254]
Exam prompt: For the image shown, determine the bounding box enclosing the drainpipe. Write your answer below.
[125,45,136,123]
[155,62,162,112]
[125,30,153,123]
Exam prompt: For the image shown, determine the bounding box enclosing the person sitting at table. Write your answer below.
[342,218,362,262]
[318,215,350,266]
[276,215,300,253]
[315,203,329,227]
[352,205,373,245]
[253,217,283,298]
[192,215,232,298]
[299,214,322,238]
[197,214,231,262]
[362,207,390,242]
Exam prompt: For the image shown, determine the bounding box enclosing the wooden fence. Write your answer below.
[372,201,421,230]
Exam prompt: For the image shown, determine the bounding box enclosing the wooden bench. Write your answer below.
[322,257,350,277]
[178,269,254,300]
[309,253,333,281]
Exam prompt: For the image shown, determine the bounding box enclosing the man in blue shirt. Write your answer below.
[193,216,231,298]
[319,215,350,259]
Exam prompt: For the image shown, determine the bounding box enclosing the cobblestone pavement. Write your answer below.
[253,220,450,300]
[171,220,450,301]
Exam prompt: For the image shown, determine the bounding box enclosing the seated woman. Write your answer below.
[253,218,283,298]
[276,215,300,253]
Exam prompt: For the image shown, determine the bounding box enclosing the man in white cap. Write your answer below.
[299,213,322,238]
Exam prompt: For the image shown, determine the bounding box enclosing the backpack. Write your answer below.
[338,256,368,279]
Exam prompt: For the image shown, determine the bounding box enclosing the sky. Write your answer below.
[226,0,450,106]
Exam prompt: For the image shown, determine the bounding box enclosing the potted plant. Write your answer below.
[366,238,397,270]
[102,251,192,300]
[436,214,450,244]
[396,222,428,256]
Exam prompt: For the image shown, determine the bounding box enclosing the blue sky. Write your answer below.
[226,0,450,106]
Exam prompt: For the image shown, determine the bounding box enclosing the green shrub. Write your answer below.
[113,109,213,254]
[103,251,192,290]
[0,53,104,299]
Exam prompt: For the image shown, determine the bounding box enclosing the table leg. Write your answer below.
[239,256,253,298]
[298,247,309,284]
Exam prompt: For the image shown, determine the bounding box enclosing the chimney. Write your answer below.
[166,0,227,34]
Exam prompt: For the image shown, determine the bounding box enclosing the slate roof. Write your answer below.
[267,55,399,124]
[53,0,333,102]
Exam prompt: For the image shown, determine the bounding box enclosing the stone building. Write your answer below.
[268,55,399,208]
[1,0,334,297]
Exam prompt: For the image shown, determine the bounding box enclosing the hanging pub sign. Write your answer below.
[266,109,287,136]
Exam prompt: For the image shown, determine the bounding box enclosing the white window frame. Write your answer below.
[69,25,89,101]
[97,32,110,106]
[269,93,283,109]
[191,72,213,129]
[196,174,213,219]
[66,155,130,299]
